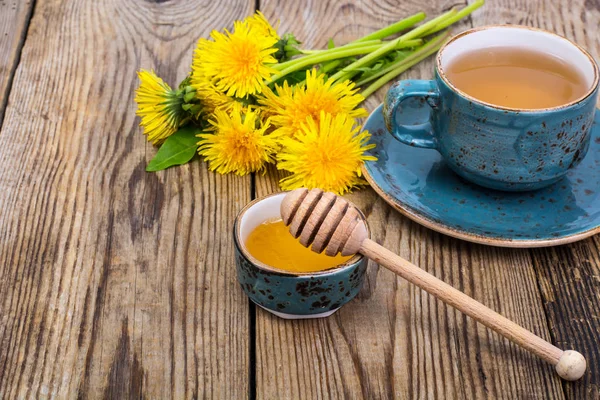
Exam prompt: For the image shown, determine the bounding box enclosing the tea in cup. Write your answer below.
[384,25,599,191]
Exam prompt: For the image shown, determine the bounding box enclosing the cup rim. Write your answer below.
[436,24,600,113]
[234,191,369,277]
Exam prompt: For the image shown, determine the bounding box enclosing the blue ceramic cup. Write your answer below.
[384,25,599,191]
[233,192,369,319]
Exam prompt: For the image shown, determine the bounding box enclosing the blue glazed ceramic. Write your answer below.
[233,192,369,319]
[363,104,600,247]
[384,25,599,191]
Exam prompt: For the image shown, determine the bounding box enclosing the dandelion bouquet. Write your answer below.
[135,1,483,195]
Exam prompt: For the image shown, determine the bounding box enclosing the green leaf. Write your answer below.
[146,125,202,171]
[279,68,310,86]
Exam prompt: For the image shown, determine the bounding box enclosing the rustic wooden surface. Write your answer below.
[0,0,34,123]
[0,0,598,399]
[0,0,253,398]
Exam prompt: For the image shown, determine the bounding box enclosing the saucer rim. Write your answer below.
[362,105,600,248]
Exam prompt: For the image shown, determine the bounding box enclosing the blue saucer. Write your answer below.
[362,104,600,247]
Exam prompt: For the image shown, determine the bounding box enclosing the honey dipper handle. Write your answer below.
[359,238,587,381]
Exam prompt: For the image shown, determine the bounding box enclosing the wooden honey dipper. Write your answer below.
[281,188,587,381]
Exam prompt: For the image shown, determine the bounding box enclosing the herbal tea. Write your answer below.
[446,47,588,109]
[245,219,352,273]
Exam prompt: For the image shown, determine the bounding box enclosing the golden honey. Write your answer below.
[245,219,352,273]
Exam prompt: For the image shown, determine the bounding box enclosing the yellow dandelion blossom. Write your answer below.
[196,80,239,114]
[135,69,188,145]
[191,21,278,98]
[198,105,281,175]
[245,11,279,41]
[187,68,239,115]
[259,69,368,138]
[277,112,376,195]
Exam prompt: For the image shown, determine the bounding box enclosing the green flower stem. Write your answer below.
[421,0,485,36]
[402,9,458,40]
[299,39,382,55]
[268,39,423,84]
[297,12,425,58]
[354,12,426,42]
[311,12,425,77]
[320,59,343,74]
[396,38,424,47]
[354,32,449,87]
[334,70,358,83]
[273,39,422,72]
[351,53,412,87]
[328,9,455,82]
[268,2,483,87]
[308,11,425,83]
[359,38,444,98]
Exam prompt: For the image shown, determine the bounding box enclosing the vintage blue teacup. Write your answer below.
[384,25,599,191]
[233,192,369,319]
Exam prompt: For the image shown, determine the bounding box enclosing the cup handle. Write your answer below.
[383,80,440,149]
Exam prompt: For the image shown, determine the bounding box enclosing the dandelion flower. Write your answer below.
[195,78,239,114]
[186,69,239,116]
[245,11,279,41]
[191,21,278,98]
[198,105,281,175]
[135,69,188,144]
[277,112,376,195]
[259,69,367,138]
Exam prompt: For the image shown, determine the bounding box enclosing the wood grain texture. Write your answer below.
[255,0,568,398]
[0,0,598,398]
[0,0,253,398]
[471,1,600,397]
[281,188,577,375]
[0,0,34,123]
[531,239,600,399]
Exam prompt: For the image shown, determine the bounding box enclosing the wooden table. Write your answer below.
[1,0,599,398]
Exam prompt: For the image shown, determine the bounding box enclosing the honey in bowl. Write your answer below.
[245,219,352,273]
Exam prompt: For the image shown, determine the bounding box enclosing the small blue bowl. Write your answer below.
[233,192,369,319]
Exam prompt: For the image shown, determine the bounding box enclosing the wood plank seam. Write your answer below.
[250,4,259,400]
[528,249,571,400]
[0,0,36,129]
[250,169,258,400]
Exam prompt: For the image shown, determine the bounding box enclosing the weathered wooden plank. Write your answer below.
[0,0,253,398]
[472,1,600,398]
[531,240,600,399]
[0,0,34,123]
[255,0,566,398]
